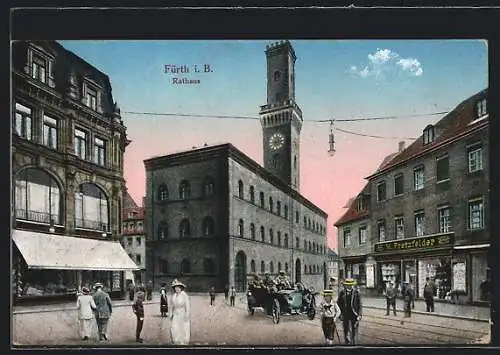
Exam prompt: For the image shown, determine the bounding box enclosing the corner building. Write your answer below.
[11,41,137,303]
[145,41,328,292]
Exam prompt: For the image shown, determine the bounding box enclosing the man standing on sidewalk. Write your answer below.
[132,288,145,343]
[385,281,397,316]
[93,282,113,341]
[229,286,236,307]
[337,278,362,345]
[146,281,153,301]
[424,278,436,312]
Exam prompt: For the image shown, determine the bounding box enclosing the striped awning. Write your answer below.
[12,229,139,271]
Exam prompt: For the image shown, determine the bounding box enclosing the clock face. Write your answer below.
[269,133,285,150]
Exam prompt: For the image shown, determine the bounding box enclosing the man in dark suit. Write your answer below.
[92,282,113,341]
[337,278,362,345]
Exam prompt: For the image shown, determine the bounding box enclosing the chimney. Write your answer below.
[398,141,405,153]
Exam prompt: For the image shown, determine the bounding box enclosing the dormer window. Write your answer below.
[82,79,103,113]
[476,98,487,118]
[423,125,435,145]
[26,47,55,87]
[356,196,365,212]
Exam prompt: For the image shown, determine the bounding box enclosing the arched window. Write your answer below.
[269,229,274,244]
[15,167,62,225]
[181,259,191,274]
[304,264,307,274]
[202,216,215,236]
[308,241,312,252]
[313,242,316,253]
[285,262,289,273]
[259,192,265,207]
[284,234,289,248]
[276,201,281,216]
[284,205,288,219]
[313,265,316,273]
[238,219,244,237]
[269,197,274,213]
[238,180,244,199]
[270,261,274,274]
[304,216,307,227]
[157,183,168,201]
[179,219,190,238]
[303,239,307,250]
[158,258,168,274]
[249,186,255,203]
[272,154,281,169]
[260,226,265,242]
[179,180,191,199]
[295,237,299,248]
[260,260,265,274]
[74,182,109,231]
[250,260,256,273]
[203,177,215,196]
[157,222,168,240]
[308,218,311,230]
[294,155,297,170]
[309,265,312,274]
[277,231,281,246]
[278,262,282,273]
[295,211,299,224]
[250,223,256,240]
[203,258,215,273]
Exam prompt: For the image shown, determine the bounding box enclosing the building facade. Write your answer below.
[144,41,328,292]
[11,41,137,303]
[122,192,147,284]
[336,89,489,305]
[326,248,340,285]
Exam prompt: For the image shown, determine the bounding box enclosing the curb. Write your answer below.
[363,305,489,323]
[13,300,160,315]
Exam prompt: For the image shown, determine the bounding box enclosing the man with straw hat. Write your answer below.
[319,289,341,345]
[92,282,113,341]
[337,278,362,345]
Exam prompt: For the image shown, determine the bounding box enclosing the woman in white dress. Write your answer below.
[169,279,190,345]
[76,287,97,341]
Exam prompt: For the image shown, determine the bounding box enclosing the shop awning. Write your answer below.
[454,243,490,250]
[12,229,139,271]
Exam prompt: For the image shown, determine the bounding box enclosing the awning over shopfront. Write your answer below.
[12,229,139,271]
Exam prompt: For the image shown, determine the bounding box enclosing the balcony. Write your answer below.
[15,209,60,225]
[123,227,144,235]
[75,218,109,232]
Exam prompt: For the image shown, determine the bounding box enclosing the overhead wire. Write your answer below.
[121,110,447,140]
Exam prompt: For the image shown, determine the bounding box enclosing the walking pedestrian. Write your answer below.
[423,277,436,312]
[170,279,190,345]
[160,282,169,317]
[337,278,362,345]
[92,282,113,341]
[76,287,96,341]
[224,284,229,304]
[229,286,236,307]
[385,281,397,316]
[320,289,341,345]
[132,287,145,343]
[209,285,216,306]
[146,280,153,301]
[128,281,135,301]
[402,281,414,319]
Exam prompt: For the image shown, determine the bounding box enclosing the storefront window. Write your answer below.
[20,269,78,297]
[81,270,113,292]
[418,257,451,299]
[471,253,488,302]
[379,263,401,293]
[403,260,417,284]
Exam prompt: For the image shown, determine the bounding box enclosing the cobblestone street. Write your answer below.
[12,294,490,346]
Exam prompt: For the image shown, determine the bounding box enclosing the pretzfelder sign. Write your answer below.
[374,233,454,254]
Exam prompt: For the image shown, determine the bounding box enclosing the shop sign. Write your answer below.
[112,271,122,291]
[374,233,453,254]
[452,262,466,292]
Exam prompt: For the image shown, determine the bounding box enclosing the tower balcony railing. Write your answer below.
[75,218,109,232]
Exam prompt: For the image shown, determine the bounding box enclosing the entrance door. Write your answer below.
[234,251,247,292]
[295,258,301,283]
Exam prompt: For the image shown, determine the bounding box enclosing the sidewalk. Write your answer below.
[362,296,490,322]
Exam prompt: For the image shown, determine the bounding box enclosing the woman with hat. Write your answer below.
[320,289,341,345]
[76,287,97,341]
[169,279,190,345]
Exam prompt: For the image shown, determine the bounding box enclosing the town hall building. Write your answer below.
[144,41,328,292]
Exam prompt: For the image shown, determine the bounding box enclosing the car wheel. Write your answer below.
[272,299,280,324]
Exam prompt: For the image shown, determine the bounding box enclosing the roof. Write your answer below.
[144,143,328,218]
[123,191,145,220]
[334,183,371,226]
[367,88,488,179]
[327,248,340,261]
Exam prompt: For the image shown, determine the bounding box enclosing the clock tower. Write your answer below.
[260,41,303,190]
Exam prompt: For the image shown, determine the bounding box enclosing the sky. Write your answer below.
[59,40,488,251]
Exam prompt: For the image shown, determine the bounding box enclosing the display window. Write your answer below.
[418,257,451,299]
[471,253,488,302]
[378,262,401,293]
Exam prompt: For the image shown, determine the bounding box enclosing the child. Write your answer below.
[229,286,236,306]
[132,289,145,343]
[320,289,341,345]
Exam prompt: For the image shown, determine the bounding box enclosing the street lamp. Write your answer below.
[328,120,336,156]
